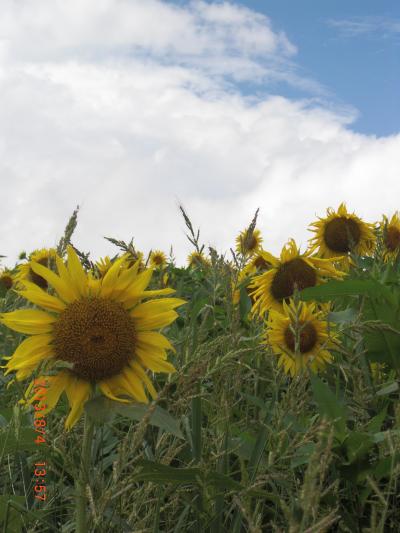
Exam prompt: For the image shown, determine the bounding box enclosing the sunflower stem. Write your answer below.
[76,413,95,533]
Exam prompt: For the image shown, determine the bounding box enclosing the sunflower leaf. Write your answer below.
[115,403,184,439]
[310,374,348,442]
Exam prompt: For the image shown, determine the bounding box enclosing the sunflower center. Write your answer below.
[153,255,163,265]
[284,322,317,353]
[253,256,270,271]
[53,297,136,382]
[0,275,13,290]
[385,227,400,252]
[30,258,50,289]
[270,258,317,301]
[323,217,361,253]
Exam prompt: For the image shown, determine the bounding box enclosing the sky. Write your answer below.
[0,0,399,267]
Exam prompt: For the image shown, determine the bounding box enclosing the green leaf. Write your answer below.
[327,308,357,324]
[367,407,387,433]
[85,396,184,438]
[133,460,244,491]
[310,374,347,442]
[0,427,39,454]
[376,382,399,396]
[0,495,25,533]
[291,442,316,468]
[300,279,394,303]
[344,431,374,463]
[239,286,252,319]
[85,396,116,424]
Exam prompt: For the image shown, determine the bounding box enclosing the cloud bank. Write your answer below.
[0,0,399,266]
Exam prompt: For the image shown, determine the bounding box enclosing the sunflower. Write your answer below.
[1,246,185,429]
[232,251,272,305]
[266,299,336,376]
[16,248,57,290]
[249,239,344,315]
[187,251,210,268]
[150,250,167,269]
[309,203,376,259]
[95,256,114,278]
[0,269,14,291]
[235,228,263,257]
[380,212,400,262]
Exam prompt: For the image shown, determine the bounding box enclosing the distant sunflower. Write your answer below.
[381,212,400,262]
[247,251,272,273]
[235,228,263,257]
[150,250,167,269]
[95,256,114,278]
[266,299,336,376]
[0,269,14,291]
[127,251,145,272]
[250,239,344,315]
[309,203,376,259]
[232,251,271,305]
[16,248,57,290]
[187,251,210,268]
[1,246,185,430]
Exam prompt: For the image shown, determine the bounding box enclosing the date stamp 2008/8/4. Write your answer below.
[32,378,48,502]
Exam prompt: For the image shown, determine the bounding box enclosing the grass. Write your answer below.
[1,208,400,532]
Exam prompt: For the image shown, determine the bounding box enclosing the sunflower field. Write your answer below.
[1,204,400,532]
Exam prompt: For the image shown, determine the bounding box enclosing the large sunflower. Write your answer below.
[308,203,376,259]
[249,239,344,315]
[266,299,337,376]
[235,228,263,257]
[16,248,57,290]
[380,212,400,262]
[1,246,185,429]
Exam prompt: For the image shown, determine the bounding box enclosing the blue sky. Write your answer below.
[174,0,400,136]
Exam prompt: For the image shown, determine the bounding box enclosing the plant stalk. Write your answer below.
[76,413,95,532]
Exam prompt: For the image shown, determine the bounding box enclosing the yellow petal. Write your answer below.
[115,368,148,403]
[65,377,92,430]
[1,309,56,334]
[66,246,88,297]
[136,331,175,352]
[28,371,71,415]
[16,281,66,313]
[7,334,53,363]
[130,361,157,400]
[131,298,185,318]
[133,310,178,331]
[136,349,176,373]
[7,345,53,371]
[118,270,154,307]
[98,380,131,404]
[30,261,78,303]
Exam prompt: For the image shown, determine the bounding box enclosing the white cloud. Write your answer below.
[0,0,399,267]
[328,16,400,39]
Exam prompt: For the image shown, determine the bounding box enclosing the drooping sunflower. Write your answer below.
[16,248,57,290]
[0,268,14,291]
[150,250,167,269]
[249,239,344,315]
[187,251,211,268]
[266,299,337,376]
[1,246,185,429]
[308,203,376,259]
[380,212,400,262]
[235,228,263,257]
